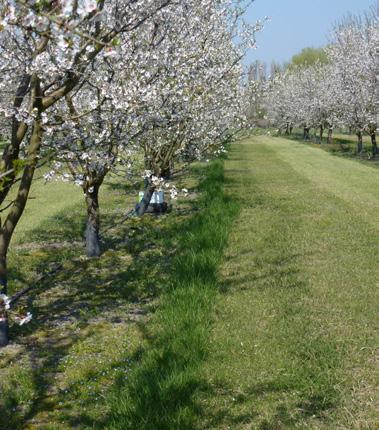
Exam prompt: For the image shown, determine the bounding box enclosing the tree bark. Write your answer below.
[319,125,324,144]
[134,185,155,217]
[160,161,173,179]
[327,127,333,145]
[371,133,377,158]
[0,115,43,347]
[85,185,101,258]
[0,75,31,205]
[303,127,310,140]
[0,317,9,347]
[285,123,290,135]
[357,131,363,153]
[0,255,8,347]
[289,125,293,135]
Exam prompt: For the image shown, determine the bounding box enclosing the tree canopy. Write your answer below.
[290,47,328,67]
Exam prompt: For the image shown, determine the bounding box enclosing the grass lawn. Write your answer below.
[0,163,205,429]
[0,135,377,429]
[278,130,377,166]
[198,136,378,429]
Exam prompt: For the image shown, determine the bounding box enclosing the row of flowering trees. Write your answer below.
[0,0,261,346]
[264,13,377,155]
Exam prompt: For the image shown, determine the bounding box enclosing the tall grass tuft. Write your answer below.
[105,159,240,429]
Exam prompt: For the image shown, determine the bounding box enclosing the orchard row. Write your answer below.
[263,12,377,155]
[0,0,259,346]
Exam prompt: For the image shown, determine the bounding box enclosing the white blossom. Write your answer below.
[14,312,33,326]
[0,294,11,311]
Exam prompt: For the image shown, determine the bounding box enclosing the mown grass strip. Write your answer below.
[277,131,377,166]
[198,138,378,429]
[105,159,240,429]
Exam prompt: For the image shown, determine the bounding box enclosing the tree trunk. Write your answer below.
[0,317,9,347]
[161,166,171,179]
[285,123,290,135]
[0,116,43,348]
[161,160,173,180]
[357,131,363,153]
[319,125,324,144]
[289,125,293,135]
[0,255,8,347]
[134,185,155,217]
[0,75,31,206]
[371,133,377,158]
[85,186,101,257]
[327,127,333,144]
[303,127,310,140]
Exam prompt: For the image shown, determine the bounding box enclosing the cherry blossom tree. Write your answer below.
[264,11,377,155]
[0,0,261,345]
[119,0,262,215]
[264,69,298,135]
[327,17,377,154]
[43,0,261,251]
[0,0,174,346]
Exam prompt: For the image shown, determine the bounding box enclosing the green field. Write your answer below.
[278,130,377,164]
[198,136,378,429]
[0,135,378,429]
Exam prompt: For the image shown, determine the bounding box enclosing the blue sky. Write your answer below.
[244,0,375,66]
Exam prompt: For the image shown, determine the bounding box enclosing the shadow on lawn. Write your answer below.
[0,179,200,429]
[0,157,341,430]
[81,160,242,430]
[280,132,379,165]
[200,371,340,430]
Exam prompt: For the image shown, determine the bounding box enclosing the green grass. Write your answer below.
[0,159,235,429]
[196,136,378,429]
[278,130,377,165]
[9,175,83,245]
[105,160,240,429]
[0,136,377,429]
[1,170,152,429]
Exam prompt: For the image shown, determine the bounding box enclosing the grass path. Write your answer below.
[199,136,378,429]
[106,161,240,429]
[0,135,377,429]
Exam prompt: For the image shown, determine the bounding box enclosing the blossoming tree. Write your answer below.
[0,0,174,346]
[0,0,260,345]
[264,12,377,154]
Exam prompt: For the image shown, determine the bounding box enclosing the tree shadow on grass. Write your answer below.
[0,181,196,429]
[80,161,241,430]
[0,158,340,430]
[279,133,379,167]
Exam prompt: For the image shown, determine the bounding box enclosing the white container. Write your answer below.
[156,191,164,204]
[150,191,164,204]
[150,191,157,204]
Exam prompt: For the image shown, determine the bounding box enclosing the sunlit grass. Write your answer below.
[105,160,240,429]
[279,129,376,165]
[197,137,378,429]
[0,161,207,429]
[0,136,377,429]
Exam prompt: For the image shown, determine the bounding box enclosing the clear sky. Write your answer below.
[244,0,375,67]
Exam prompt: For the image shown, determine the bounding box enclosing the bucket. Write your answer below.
[150,191,164,204]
